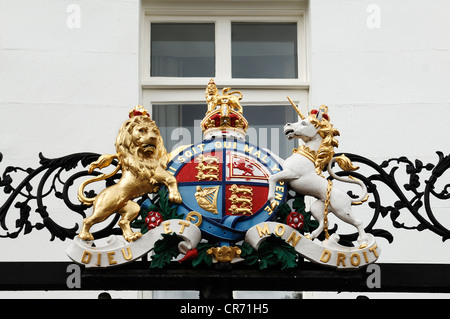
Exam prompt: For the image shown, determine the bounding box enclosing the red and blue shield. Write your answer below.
[167,138,287,243]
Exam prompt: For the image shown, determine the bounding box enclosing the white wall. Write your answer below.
[310,0,450,159]
[307,0,450,298]
[0,0,140,261]
[309,0,450,267]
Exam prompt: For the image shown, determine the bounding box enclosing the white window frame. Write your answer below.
[140,0,310,119]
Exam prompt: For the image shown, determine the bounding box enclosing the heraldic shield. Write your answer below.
[167,138,287,243]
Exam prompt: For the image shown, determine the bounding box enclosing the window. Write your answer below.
[142,0,308,162]
[151,23,215,77]
[244,105,296,158]
[153,104,296,159]
[232,23,298,79]
[152,104,204,151]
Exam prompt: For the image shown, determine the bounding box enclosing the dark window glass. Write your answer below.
[151,23,215,77]
[232,23,298,79]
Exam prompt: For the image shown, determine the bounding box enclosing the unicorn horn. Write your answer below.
[287,96,305,120]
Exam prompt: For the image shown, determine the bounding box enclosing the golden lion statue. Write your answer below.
[77,105,182,242]
[205,78,243,114]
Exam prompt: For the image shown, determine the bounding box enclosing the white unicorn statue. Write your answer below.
[268,98,370,247]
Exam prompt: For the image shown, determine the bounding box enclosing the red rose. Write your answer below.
[145,211,163,230]
[286,212,304,231]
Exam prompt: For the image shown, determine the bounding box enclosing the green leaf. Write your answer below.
[257,235,298,270]
[272,242,298,270]
[292,195,306,213]
[302,210,319,233]
[258,251,278,270]
[302,210,312,221]
[238,241,251,254]
[277,202,292,223]
[192,242,213,268]
[244,254,259,266]
[308,219,319,228]
[157,188,183,220]
[147,204,159,213]
[257,238,279,269]
[150,233,182,269]
[259,258,268,270]
[238,242,259,266]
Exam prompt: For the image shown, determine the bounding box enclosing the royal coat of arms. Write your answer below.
[67,79,380,270]
[167,137,286,244]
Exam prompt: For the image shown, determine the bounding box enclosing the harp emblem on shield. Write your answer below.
[194,186,220,215]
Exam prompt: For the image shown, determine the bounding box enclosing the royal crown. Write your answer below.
[129,105,150,118]
[201,79,249,140]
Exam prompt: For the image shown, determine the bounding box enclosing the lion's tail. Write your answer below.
[77,154,121,206]
[327,154,369,205]
[227,90,243,100]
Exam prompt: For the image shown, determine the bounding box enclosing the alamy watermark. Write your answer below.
[168,124,285,156]
[66,4,81,29]
[366,4,381,29]
[66,263,81,288]
[366,264,381,289]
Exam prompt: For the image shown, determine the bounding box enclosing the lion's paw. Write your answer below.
[125,232,142,242]
[79,232,94,241]
[169,192,183,204]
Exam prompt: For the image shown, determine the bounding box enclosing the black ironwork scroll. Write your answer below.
[334,152,450,243]
[0,152,123,241]
[1,151,450,242]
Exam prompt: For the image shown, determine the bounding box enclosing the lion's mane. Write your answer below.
[115,116,169,183]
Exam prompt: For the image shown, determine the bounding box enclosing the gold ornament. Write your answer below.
[207,246,242,263]
[77,105,182,242]
[205,79,244,115]
[292,145,317,165]
[287,96,305,120]
[228,184,254,215]
[195,186,220,215]
[201,79,249,138]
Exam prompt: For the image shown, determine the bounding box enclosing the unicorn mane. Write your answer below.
[309,115,340,175]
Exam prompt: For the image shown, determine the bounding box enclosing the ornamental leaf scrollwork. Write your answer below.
[332,152,450,243]
[0,152,123,241]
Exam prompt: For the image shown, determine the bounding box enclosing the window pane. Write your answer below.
[152,104,296,159]
[151,23,215,77]
[152,104,206,152]
[244,105,296,159]
[232,23,298,79]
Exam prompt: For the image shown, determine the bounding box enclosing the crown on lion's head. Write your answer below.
[129,105,150,118]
